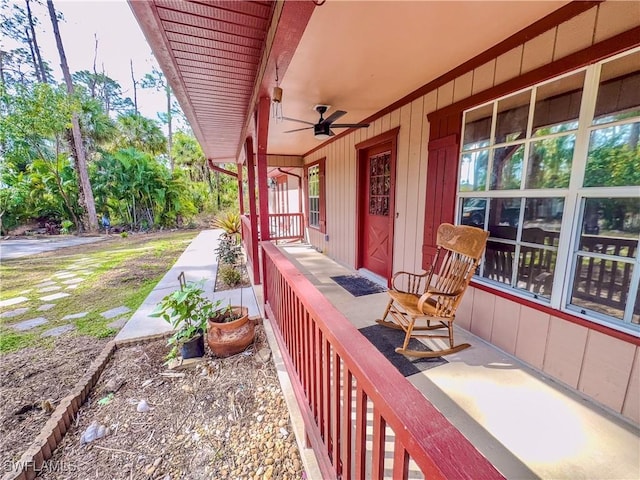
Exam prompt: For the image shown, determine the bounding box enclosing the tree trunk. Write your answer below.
[47,0,98,233]
[24,26,41,83]
[26,0,47,83]
[130,59,138,114]
[0,50,5,85]
[167,86,173,171]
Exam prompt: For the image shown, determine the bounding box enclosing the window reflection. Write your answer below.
[491,145,524,190]
[584,122,640,187]
[526,135,575,189]
[495,91,530,144]
[463,104,493,151]
[459,150,488,191]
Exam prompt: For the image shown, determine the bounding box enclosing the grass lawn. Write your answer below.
[0,230,199,353]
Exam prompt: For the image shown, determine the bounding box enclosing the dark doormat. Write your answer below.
[359,324,447,377]
[330,275,387,297]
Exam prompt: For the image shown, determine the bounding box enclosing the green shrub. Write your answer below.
[213,211,241,238]
[120,231,129,238]
[60,220,73,234]
[215,233,240,265]
[218,265,242,287]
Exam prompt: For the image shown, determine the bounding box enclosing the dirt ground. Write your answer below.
[39,331,303,480]
[0,335,109,465]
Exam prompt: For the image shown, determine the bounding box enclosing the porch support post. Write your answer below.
[245,136,260,285]
[257,96,271,243]
[237,164,245,215]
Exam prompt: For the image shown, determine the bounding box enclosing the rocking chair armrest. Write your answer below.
[391,269,432,294]
[417,288,464,311]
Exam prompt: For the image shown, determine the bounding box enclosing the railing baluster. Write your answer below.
[342,369,353,480]
[332,351,341,475]
[371,407,385,480]
[392,438,409,480]
[355,385,367,480]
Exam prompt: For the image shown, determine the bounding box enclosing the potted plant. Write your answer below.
[207,303,254,358]
[151,279,218,361]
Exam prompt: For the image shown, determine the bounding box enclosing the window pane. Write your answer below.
[571,256,634,321]
[522,198,564,245]
[533,72,584,136]
[491,144,524,190]
[526,135,575,188]
[594,50,640,125]
[460,198,487,227]
[584,122,640,187]
[578,198,640,258]
[463,104,493,150]
[459,150,488,191]
[495,91,530,144]
[488,198,521,237]
[515,198,564,298]
[482,240,514,286]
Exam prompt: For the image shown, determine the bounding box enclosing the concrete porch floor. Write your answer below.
[274,243,640,480]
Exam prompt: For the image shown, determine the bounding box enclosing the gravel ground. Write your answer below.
[38,327,304,480]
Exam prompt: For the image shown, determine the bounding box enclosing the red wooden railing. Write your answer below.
[268,213,304,241]
[261,242,504,480]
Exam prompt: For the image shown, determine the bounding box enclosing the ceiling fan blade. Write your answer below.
[283,117,315,126]
[330,123,370,128]
[329,130,336,136]
[284,127,314,133]
[322,110,347,125]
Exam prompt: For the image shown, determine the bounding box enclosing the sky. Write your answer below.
[1,0,167,121]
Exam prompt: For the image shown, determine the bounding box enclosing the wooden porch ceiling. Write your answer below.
[128,0,275,162]
[130,1,583,160]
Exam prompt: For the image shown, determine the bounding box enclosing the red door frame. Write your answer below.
[355,127,400,285]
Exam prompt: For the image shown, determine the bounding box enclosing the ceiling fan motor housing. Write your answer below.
[314,122,332,138]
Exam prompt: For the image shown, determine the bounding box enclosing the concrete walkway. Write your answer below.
[115,229,260,342]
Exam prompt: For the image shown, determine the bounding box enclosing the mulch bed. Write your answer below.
[37,327,303,480]
[0,335,109,466]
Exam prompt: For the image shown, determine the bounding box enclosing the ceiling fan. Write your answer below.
[283,105,370,140]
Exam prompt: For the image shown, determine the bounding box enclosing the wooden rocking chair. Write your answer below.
[377,223,489,357]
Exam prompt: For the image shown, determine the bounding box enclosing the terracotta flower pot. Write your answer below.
[207,307,254,357]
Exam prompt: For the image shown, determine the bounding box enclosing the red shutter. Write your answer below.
[421,113,462,270]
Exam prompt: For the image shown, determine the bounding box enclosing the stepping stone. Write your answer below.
[0,297,28,308]
[54,272,77,279]
[40,292,71,302]
[36,280,57,287]
[63,312,88,320]
[100,306,131,319]
[38,304,56,311]
[38,286,62,293]
[12,317,48,331]
[66,265,83,270]
[62,278,83,285]
[107,317,128,329]
[66,285,80,290]
[0,307,29,319]
[41,324,75,337]
[19,289,32,295]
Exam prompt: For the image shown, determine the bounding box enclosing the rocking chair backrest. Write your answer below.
[429,224,489,316]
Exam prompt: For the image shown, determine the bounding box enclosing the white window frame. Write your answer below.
[457,48,640,336]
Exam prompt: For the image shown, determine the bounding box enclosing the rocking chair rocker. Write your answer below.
[377,223,489,357]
